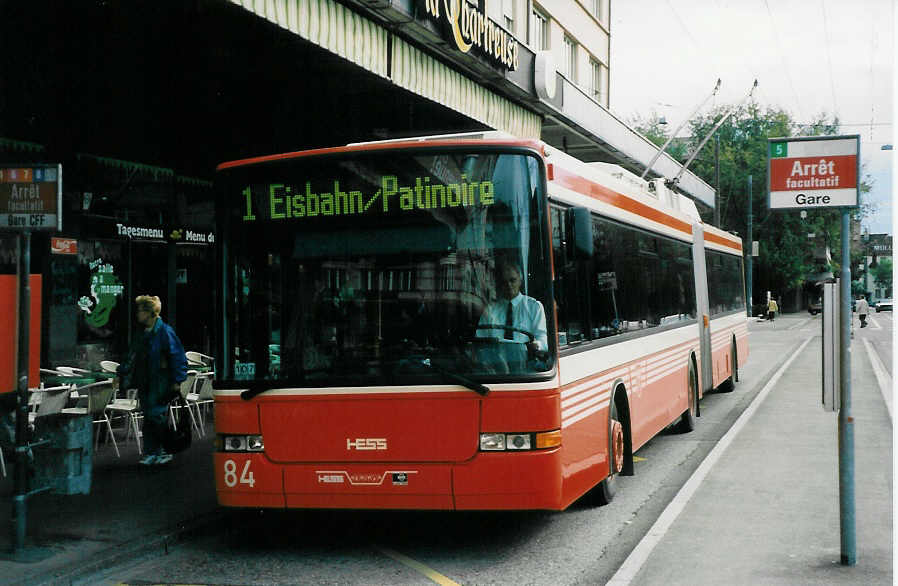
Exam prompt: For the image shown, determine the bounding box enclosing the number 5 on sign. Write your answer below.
[223,459,256,488]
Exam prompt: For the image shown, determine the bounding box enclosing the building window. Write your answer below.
[590,58,602,103]
[439,265,456,291]
[592,0,604,21]
[562,35,577,83]
[503,0,515,33]
[531,7,549,50]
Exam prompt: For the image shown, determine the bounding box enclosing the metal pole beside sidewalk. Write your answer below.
[838,209,856,565]
[12,230,30,555]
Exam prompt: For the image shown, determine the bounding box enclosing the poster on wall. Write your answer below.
[77,257,124,332]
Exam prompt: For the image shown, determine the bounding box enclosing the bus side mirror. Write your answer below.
[566,207,593,259]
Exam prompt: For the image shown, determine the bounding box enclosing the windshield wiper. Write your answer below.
[418,358,489,395]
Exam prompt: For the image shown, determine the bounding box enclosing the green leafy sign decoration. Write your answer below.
[77,258,124,327]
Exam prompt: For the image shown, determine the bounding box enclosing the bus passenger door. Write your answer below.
[692,225,713,395]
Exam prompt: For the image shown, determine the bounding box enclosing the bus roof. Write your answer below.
[216,132,545,171]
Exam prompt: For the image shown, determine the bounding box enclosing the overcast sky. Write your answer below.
[609,0,894,235]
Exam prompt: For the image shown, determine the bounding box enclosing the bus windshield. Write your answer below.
[216,148,554,388]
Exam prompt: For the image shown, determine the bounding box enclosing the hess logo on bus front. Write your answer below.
[346,438,387,450]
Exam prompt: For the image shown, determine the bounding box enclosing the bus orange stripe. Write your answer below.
[705,230,743,252]
[549,165,693,236]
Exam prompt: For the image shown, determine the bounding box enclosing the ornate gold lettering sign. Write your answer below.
[423,0,519,71]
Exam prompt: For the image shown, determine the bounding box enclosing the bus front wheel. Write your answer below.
[592,393,628,505]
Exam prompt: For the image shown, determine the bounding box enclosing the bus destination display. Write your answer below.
[242,174,495,222]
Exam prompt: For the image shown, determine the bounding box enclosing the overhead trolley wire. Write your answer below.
[664,0,720,85]
[820,0,840,117]
[763,0,805,121]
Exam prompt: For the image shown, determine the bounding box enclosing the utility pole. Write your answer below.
[746,175,753,317]
[714,134,721,227]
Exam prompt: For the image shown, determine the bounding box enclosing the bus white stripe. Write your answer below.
[562,400,610,428]
[561,385,609,409]
[562,391,611,420]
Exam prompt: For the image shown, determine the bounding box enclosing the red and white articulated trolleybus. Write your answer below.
[212,132,748,510]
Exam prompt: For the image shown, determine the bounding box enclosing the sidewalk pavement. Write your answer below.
[0,425,220,585]
[1,313,891,585]
[613,312,893,585]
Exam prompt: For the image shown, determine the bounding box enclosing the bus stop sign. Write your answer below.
[768,135,859,209]
[0,165,62,230]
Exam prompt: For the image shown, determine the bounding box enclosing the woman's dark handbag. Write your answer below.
[162,397,192,454]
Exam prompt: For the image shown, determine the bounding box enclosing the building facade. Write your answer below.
[0,0,713,381]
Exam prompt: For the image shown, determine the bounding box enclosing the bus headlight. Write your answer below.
[480,433,506,451]
[479,430,560,451]
[219,434,264,452]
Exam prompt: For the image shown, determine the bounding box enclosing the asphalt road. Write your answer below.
[859,309,892,375]
[80,315,885,585]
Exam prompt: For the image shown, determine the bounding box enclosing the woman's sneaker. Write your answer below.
[139,454,158,465]
[155,452,173,465]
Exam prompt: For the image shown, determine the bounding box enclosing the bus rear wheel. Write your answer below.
[677,360,698,432]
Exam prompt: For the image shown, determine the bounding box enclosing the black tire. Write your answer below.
[718,340,737,393]
[591,395,623,506]
[677,360,698,432]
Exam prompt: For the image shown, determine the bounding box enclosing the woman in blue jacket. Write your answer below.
[117,295,187,465]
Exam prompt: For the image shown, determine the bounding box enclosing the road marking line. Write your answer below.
[866,314,882,330]
[787,318,812,330]
[632,456,646,462]
[862,337,892,421]
[376,546,461,586]
[606,335,813,586]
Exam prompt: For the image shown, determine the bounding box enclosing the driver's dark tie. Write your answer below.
[504,301,514,340]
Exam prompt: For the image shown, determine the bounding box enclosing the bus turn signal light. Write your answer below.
[535,429,562,449]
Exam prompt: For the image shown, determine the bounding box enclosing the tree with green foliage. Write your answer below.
[631,103,874,311]
[870,257,892,297]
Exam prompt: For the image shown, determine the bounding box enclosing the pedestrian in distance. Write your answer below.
[856,294,869,328]
[767,297,778,322]
[117,295,187,466]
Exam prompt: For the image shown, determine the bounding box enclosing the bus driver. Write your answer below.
[476,262,548,358]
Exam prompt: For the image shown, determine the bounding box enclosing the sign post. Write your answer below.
[1,164,62,559]
[768,135,859,566]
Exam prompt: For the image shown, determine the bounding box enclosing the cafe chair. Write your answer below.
[27,384,74,430]
[55,366,91,377]
[62,380,119,457]
[99,360,120,374]
[106,386,143,454]
[186,372,214,435]
[171,371,201,437]
[185,351,214,368]
[186,372,215,436]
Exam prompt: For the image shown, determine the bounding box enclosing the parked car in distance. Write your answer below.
[808,299,822,315]
[875,299,893,312]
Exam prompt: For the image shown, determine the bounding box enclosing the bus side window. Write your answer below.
[551,205,589,345]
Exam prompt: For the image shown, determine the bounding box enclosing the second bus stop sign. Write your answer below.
[768,135,859,210]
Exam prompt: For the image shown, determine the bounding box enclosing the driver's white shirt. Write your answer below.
[476,292,548,351]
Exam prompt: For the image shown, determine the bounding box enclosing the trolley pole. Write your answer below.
[838,209,856,565]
